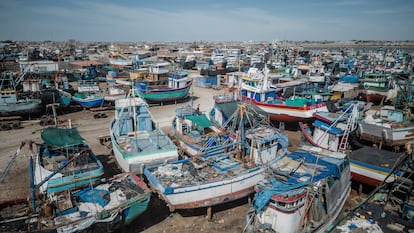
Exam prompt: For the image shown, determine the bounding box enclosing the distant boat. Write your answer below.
[0,71,42,116]
[133,65,192,103]
[240,67,328,122]
[245,145,352,233]
[34,127,104,194]
[57,89,72,107]
[103,83,126,102]
[360,73,395,104]
[72,80,104,108]
[144,103,288,211]
[349,146,408,186]
[1,172,151,232]
[108,44,133,66]
[110,93,179,174]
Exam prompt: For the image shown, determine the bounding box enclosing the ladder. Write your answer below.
[339,103,359,152]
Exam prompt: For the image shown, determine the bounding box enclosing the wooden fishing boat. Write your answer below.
[34,127,105,194]
[172,103,235,157]
[240,68,328,122]
[357,106,414,147]
[144,103,288,211]
[299,103,409,186]
[0,71,42,116]
[349,146,408,186]
[110,92,179,174]
[245,145,351,233]
[1,172,151,232]
[133,66,192,104]
[72,80,104,108]
[360,73,395,104]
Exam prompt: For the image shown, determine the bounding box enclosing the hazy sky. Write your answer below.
[1,0,413,42]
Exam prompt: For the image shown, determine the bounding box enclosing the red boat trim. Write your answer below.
[351,172,383,187]
[271,191,307,202]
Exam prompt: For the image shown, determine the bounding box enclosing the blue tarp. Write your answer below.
[313,120,344,135]
[75,187,109,207]
[253,151,342,212]
[253,180,309,212]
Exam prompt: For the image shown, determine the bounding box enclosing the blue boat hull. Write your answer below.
[72,97,104,108]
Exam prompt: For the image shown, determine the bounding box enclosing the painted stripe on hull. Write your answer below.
[135,82,192,103]
[72,97,104,108]
[243,97,328,122]
[350,164,397,186]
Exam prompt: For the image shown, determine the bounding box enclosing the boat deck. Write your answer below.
[116,129,177,156]
[147,153,258,188]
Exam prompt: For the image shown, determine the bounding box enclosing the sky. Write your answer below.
[0,0,413,42]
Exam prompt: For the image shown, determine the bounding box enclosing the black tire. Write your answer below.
[0,123,10,131]
[40,119,47,126]
[326,100,339,113]
[11,121,20,129]
[47,118,54,125]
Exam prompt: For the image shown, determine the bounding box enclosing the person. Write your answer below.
[195,104,200,114]
[89,64,96,77]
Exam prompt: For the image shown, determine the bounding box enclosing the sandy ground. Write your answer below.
[0,74,363,233]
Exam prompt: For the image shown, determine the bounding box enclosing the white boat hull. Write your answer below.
[147,166,264,210]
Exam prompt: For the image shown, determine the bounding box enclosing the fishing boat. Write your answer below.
[110,93,179,174]
[72,80,104,108]
[240,67,328,122]
[209,91,267,127]
[0,71,42,116]
[357,105,414,148]
[360,72,396,104]
[245,145,352,233]
[333,155,414,233]
[144,103,288,211]
[1,171,151,232]
[209,92,243,126]
[299,102,409,186]
[133,66,192,104]
[349,146,409,186]
[108,44,133,66]
[57,88,73,107]
[34,127,105,193]
[103,83,126,102]
[172,103,234,157]
[298,101,363,152]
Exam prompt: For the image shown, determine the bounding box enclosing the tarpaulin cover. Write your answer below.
[253,151,342,212]
[75,187,109,207]
[41,127,85,148]
[185,114,215,128]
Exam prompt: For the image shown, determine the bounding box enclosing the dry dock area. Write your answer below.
[0,80,362,233]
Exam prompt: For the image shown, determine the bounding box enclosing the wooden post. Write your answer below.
[358,183,363,195]
[207,206,212,221]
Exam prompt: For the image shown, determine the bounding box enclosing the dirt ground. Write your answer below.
[0,79,364,233]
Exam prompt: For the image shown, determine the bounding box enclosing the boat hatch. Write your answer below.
[213,157,239,171]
